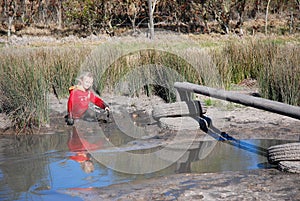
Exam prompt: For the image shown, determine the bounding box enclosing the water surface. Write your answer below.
[0,129,295,201]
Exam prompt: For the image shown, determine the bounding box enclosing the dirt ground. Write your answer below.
[0,89,299,200]
[205,105,300,141]
[65,169,300,201]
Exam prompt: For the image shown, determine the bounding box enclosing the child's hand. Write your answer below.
[67,118,74,126]
[105,107,110,111]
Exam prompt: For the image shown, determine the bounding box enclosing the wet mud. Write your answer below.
[65,169,300,201]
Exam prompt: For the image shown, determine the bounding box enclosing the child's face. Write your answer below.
[81,160,94,173]
[81,76,93,90]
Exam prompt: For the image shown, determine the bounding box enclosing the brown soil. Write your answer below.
[205,106,300,141]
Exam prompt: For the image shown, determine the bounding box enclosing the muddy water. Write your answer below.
[0,127,295,201]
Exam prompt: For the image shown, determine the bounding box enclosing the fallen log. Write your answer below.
[174,82,300,120]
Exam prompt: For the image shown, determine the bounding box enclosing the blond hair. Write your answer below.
[76,72,93,84]
[81,160,94,173]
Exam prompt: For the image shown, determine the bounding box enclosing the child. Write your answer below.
[66,72,109,125]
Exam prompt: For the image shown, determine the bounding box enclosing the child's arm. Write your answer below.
[90,91,109,110]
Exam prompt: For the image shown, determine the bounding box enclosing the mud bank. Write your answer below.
[64,169,299,201]
[205,106,300,141]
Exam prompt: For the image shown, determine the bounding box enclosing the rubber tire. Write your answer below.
[278,161,300,174]
[152,101,204,120]
[159,116,200,131]
[267,142,300,164]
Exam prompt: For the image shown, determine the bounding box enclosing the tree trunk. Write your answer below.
[237,0,246,36]
[147,0,157,40]
[129,13,137,34]
[265,0,271,34]
[289,11,294,34]
[7,0,17,38]
[57,0,62,29]
[8,16,13,37]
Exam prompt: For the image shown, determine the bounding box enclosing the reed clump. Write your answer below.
[81,37,221,103]
[259,44,300,106]
[0,57,48,131]
[0,47,90,133]
[212,38,299,106]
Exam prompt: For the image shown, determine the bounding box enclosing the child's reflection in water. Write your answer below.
[67,126,103,173]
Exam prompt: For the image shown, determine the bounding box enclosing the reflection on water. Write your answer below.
[190,139,273,173]
[0,127,295,201]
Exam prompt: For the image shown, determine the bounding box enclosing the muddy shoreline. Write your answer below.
[64,169,300,201]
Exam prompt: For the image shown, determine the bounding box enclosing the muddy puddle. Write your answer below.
[0,125,296,201]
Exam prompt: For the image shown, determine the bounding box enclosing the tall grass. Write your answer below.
[259,45,300,105]
[211,39,265,88]
[0,58,48,131]
[99,49,204,100]
[82,37,221,102]
[1,36,298,133]
[212,38,300,106]
[0,47,90,133]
